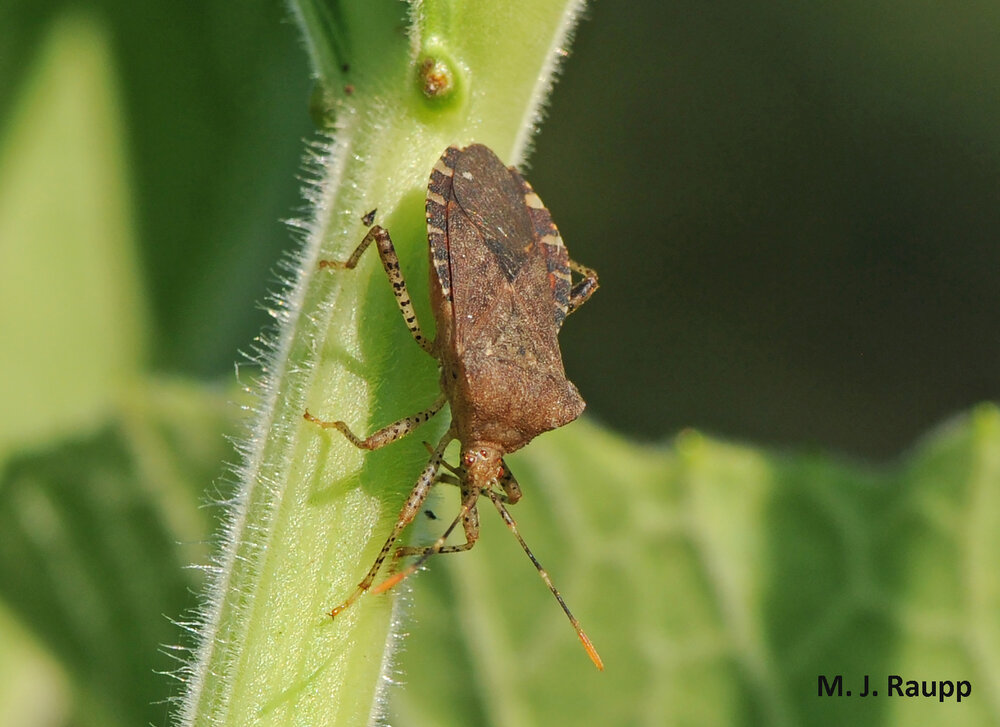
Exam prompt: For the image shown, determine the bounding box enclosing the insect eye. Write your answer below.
[495,466,503,479]
[462,452,475,466]
[479,448,489,458]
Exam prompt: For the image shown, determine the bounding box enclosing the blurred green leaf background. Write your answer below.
[1,1,998,726]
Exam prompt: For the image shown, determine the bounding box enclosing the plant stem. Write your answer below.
[177,1,587,725]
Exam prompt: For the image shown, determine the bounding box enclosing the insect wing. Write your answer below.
[452,145,537,284]
[427,147,458,315]
[513,174,572,328]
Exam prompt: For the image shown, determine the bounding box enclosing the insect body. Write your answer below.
[304,144,601,669]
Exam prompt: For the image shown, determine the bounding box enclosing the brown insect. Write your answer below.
[304,143,602,669]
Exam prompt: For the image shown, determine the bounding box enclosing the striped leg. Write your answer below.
[567,258,599,316]
[395,479,480,558]
[497,460,523,504]
[319,224,434,354]
[304,394,446,451]
[328,428,454,617]
[371,489,481,596]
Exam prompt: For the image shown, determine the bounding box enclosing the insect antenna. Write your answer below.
[370,492,478,595]
[484,489,604,671]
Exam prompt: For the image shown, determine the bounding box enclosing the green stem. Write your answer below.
[177,1,586,725]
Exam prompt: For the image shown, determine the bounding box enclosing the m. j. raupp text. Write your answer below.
[818,675,972,702]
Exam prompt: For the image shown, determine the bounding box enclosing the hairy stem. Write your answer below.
[177,1,587,725]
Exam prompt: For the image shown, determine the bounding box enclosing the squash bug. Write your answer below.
[304,144,602,669]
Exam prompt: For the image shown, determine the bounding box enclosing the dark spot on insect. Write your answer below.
[361,209,377,226]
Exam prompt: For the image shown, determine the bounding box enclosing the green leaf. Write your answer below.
[0,604,71,727]
[0,13,232,727]
[393,408,1000,726]
[0,11,146,459]
[0,378,238,727]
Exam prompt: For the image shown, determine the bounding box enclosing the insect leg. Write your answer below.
[418,470,460,522]
[498,461,522,504]
[485,489,604,671]
[304,394,445,451]
[328,427,454,618]
[566,258,599,316]
[319,224,434,354]
[370,488,481,595]
[396,479,480,558]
